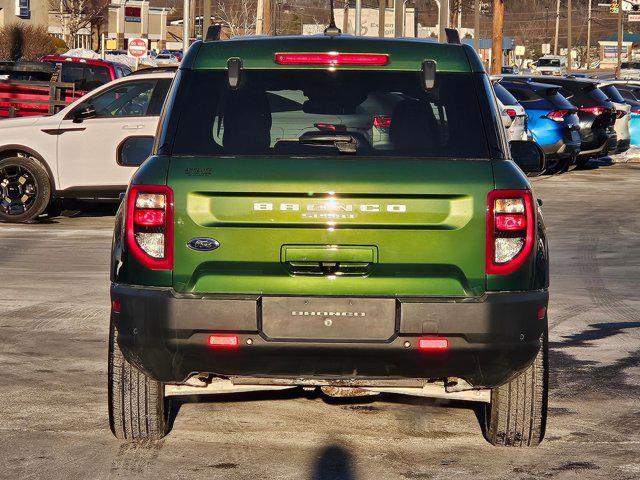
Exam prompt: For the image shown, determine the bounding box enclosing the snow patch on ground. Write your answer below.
[62,48,159,70]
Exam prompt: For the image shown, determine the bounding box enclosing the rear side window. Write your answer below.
[86,80,157,117]
[493,83,518,105]
[170,70,490,159]
[58,63,111,91]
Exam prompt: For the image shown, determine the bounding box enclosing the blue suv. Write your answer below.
[501,79,581,173]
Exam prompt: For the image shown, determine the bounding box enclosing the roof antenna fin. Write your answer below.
[324,0,342,36]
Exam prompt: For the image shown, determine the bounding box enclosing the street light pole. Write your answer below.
[438,0,449,42]
[355,0,362,35]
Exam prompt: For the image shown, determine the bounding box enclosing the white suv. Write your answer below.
[0,70,174,223]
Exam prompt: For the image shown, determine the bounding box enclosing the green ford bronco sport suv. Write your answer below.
[108,33,550,446]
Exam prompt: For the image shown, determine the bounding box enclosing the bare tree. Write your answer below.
[213,0,258,38]
[49,0,109,48]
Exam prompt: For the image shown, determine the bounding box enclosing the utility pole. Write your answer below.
[567,0,572,72]
[256,0,264,34]
[263,0,272,35]
[586,0,592,69]
[189,0,196,40]
[394,0,402,37]
[202,0,211,39]
[554,0,560,55]
[474,0,480,52]
[343,1,349,34]
[617,0,624,77]
[491,0,504,75]
[182,0,190,53]
[379,0,386,37]
[355,0,362,35]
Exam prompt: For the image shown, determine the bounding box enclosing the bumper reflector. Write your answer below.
[208,335,239,348]
[418,338,449,350]
[111,299,121,314]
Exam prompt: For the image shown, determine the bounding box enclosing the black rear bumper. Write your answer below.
[111,284,548,389]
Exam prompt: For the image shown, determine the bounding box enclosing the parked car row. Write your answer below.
[494,74,634,173]
[1,58,638,224]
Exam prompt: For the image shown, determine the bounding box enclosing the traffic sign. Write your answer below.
[542,43,551,54]
[127,38,148,59]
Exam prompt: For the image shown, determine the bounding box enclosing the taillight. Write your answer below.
[208,334,239,348]
[546,109,570,122]
[418,338,449,350]
[125,185,174,270]
[111,299,121,314]
[314,123,345,132]
[616,110,627,118]
[274,52,389,66]
[486,190,535,275]
[579,106,609,117]
[373,115,392,129]
[632,109,640,115]
[504,108,517,120]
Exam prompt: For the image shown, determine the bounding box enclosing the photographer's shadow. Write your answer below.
[311,444,357,480]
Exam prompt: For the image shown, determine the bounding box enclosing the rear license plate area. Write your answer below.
[261,297,396,341]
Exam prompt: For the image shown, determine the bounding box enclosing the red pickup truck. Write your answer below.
[0,56,132,118]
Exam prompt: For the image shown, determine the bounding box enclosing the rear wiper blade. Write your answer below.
[298,131,358,154]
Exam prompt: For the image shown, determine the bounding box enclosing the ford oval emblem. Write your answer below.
[187,237,220,252]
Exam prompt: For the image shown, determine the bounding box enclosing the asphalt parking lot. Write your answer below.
[1,161,640,480]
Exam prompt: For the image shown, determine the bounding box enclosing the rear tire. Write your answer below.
[575,157,591,169]
[0,156,51,223]
[108,320,170,441]
[484,331,548,447]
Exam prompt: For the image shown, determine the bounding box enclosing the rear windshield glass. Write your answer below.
[53,63,111,91]
[171,70,490,159]
[600,85,625,103]
[538,59,561,67]
[493,83,518,105]
[506,86,543,103]
[621,62,640,69]
[586,85,612,105]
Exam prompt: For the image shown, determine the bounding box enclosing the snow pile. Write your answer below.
[62,48,159,69]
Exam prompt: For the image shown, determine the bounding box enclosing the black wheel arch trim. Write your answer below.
[0,144,56,191]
